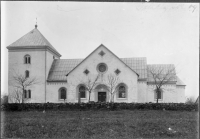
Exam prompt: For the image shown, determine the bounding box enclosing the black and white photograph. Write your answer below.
[1,1,199,139]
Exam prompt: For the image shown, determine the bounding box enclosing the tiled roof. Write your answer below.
[47,57,147,81]
[48,59,83,81]
[65,44,140,77]
[121,58,147,79]
[147,64,177,82]
[7,27,61,56]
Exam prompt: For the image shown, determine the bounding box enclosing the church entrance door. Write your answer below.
[98,92,106,102]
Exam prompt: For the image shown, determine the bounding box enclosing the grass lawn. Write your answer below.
[1,110,199,139]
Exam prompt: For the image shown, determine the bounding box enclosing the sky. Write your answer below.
[1,2,199,99]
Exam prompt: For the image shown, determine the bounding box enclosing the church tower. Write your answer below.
[7,24,61,103]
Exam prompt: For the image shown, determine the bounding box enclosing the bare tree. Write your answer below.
[106,74,119,103]
[83,74,100,102]
[10,71,39,103]
[9,89,23,103]
[147,65,177,103]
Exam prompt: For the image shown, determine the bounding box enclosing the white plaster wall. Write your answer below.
[67,46,138,103]
[9,47,185,104]
[176,86,186,103]
[8,50,46,103]
[46,82,69,103]
[147,84,179,103]
[137,81,147,103]
[46,82,90,103]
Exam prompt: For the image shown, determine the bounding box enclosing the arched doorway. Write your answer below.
[95,84,109,102]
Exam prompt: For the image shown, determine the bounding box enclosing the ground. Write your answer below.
[1,110,199,139]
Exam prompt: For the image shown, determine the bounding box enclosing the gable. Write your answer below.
[47,57,147,81]
[66,44,139,77]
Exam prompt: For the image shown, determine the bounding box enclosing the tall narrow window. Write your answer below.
[59,88,67,100]
[24,90,27,98]
[28,90,31,98]
[24,55,31,64]
[25,70,29,78]
[28,57,31,63]
[118,85,126,98]
[79,86,86,98]
[61,89,66,99]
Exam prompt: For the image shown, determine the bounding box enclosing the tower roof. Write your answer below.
[7,26,61,57]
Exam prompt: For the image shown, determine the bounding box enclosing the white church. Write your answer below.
[7,25,186,103]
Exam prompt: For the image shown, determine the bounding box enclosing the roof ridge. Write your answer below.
[35,28,59,52]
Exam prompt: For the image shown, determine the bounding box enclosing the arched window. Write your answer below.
[59,88,67,100]
[24,55,31,64]
[25,70,29,78]
[79,86,86,98]
[118,85,126,98]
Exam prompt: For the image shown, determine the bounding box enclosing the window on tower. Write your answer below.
[24,55,31,64]
[25,70,29,78]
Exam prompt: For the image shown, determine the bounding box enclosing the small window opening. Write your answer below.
[25,70,29,78]
[24,55,31,64]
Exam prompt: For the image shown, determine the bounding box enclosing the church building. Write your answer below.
[7,25,186,103]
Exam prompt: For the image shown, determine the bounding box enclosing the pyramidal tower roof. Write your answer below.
[7,25,61,57]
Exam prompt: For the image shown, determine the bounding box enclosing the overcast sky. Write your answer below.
[1,2,199,99]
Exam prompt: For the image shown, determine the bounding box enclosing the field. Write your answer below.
[1,110,198,139]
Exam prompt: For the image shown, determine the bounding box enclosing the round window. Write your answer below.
[97,63,107,73]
